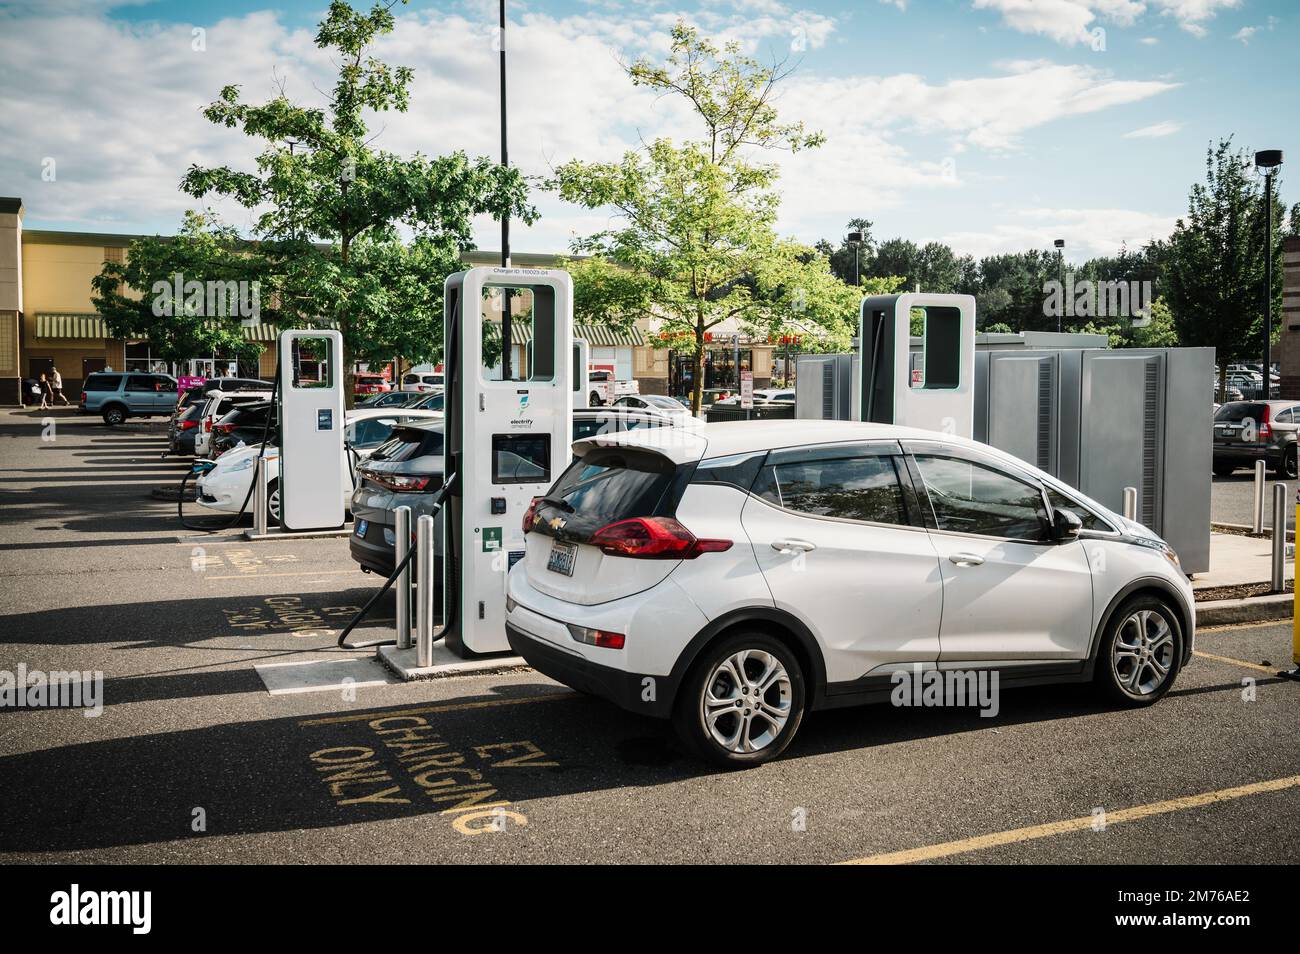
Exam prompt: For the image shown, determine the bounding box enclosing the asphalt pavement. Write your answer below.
[2,407,1298,864]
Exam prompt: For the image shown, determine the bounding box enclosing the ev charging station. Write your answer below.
[439,267,573,658]
[573,338,590,409]
[276,329,346,532]
[858,293,976,437]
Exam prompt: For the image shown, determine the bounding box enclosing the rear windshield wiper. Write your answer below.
[539,496,574,513]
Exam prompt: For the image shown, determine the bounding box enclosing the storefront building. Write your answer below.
[0,198,671,404]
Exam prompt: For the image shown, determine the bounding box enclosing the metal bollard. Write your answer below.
[1271,483,1287,593]
[1122,486,1137,522]
[395,505,412,650]
[253,456,268,536]
[416,514,435,668]
[1253,459,1267,534]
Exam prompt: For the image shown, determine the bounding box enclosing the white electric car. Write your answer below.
[506,420,1194,767]
[196,408,443,525]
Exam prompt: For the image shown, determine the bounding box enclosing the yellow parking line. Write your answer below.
[1193,650,1277,674]
[206,569,359,581]
[297,692,574,726]
[839,774,1300,865]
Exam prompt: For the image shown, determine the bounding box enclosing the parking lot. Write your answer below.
[2,405,1298,864]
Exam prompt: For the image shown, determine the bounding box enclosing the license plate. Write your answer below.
[547,540,577,577]
[355,519,368,538]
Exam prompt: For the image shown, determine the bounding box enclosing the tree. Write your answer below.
[1164,138,1288,399]
[550,22,849,414]
[94,0,533,403]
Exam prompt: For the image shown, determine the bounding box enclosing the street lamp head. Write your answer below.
[1053,238,1065,249]
[846,230,865,245]
[1255,149,1283,171]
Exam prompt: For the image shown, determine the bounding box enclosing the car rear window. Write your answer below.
[1215,402,1268,423]
[534,448,680,543]
[368,426,444,463]
[85,374,122,391]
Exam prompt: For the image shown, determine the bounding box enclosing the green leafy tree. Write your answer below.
[1165,139,1288,399]
[92,213,268,369]
[550,22,850,414]
[94,0,533,403]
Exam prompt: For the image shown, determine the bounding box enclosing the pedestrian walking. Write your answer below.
[50,366,71,406]
[38,372,52,409]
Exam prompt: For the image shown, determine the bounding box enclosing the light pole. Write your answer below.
[847,230,864,286]
[1053,238,1065,334]
[498,0,512,380]
[1256,150,1283,393]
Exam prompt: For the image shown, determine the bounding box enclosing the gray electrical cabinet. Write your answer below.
[795,354,854,420]
[976,347,1213,574]
[974,350,1061,475]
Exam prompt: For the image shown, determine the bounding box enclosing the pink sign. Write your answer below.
[179,375,207,391]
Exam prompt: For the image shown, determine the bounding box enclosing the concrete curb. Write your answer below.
[1211,521,1294,540]
[1196,593,1292,626]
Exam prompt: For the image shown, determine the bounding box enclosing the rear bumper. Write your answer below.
[349,522,395,575]
[1213,443,1286,466]
[506,622,674,718]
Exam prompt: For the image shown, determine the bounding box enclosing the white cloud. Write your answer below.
[973,0,1240,44]
[1232,25,1257,43]
[0,3,1182,258]
[1138,35,1159,44]
[1123,119,1183,137]
[1149,0,1241,37]
[939,207,1177,259]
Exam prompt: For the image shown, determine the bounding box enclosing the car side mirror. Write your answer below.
[1052,507,1083,541]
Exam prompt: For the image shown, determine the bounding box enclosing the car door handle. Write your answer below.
[772,538,816,554]
[948,552,985,566]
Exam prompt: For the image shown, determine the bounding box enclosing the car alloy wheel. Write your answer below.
[267,479,281,525]
[1112,608,1176,696]
[701,648,793,754]
[103,407,125,426]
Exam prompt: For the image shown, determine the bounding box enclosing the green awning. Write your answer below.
[508,322,644,347]
[34,313,334,343]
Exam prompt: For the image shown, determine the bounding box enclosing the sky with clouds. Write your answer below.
[0,0,1294,263]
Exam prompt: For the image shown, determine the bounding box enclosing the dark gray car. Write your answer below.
[349,408,693,577]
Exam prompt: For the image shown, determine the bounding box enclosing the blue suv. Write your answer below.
[79,371,178,425]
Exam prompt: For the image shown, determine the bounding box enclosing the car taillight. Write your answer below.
[522,496,542,533]
[589,516,732,560]
[215,423,235,433]
[369,473,430,492]
[204,419,212,432]
[178,419,198,431]
[1258,406,1272,439]
[566,623,626,650]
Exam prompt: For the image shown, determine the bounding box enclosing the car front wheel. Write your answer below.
[1095,594,1182,706]
[672,632,805,768]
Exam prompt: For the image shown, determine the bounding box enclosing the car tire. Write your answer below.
[1094,594,1183,707]
[266,477,281,527]
[1283,446,1298,480]
[672,631,806,768]
[1212,461,1235,477]
[102,405,127,426]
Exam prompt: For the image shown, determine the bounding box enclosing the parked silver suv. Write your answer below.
[78,372,178,425]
